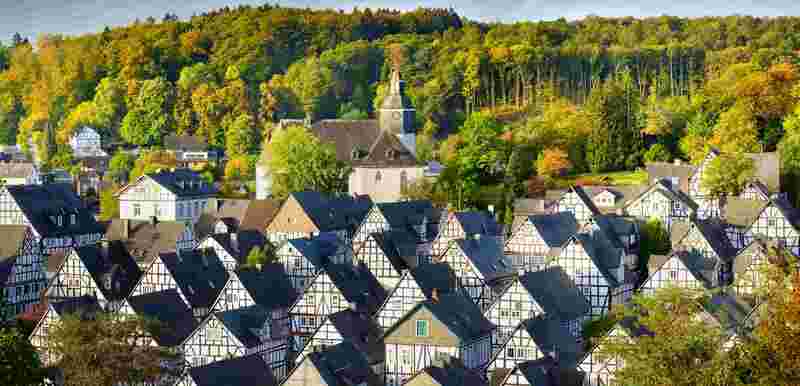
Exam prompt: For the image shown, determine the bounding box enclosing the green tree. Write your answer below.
[99,184,120,221]
[225,113,258,157]
[120,77,173,146]
[701,152,755,197]
[638,217,671,275]
[244,246,267,269]
[0,323,45,386]
[129,150,178,182]
[643,143,672,163]
[108,152,136,184]
[261,125,351,198]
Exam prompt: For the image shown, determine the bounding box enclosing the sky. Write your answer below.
[2,0,800,44]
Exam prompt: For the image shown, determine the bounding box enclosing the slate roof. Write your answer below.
[158,248,229,309]
[371,230,419,273]
[646,252,716,288]
[356,131,420,167]
[519,267,591,321]
[626,179,698,212]
[397,292,494,342]
[0,259,13,286]
[187,351,277,386]
[164,135,207,152]
[453,236,516,283]
[572,232,623,287]
[527,212,579,248]
[453,211,503,236]
[375,200,439,233]
[195,199,252,239]
[49,295,102,318]
[677,219,737,263]
[326,309,385,364]
[0,162,36,179]
[236,263,297,309]
[304,342,380,386]
[105,219,190,264]
[525,316,583,368]
[291,191,372,233]
[127,289,199,347]
[323,263,387,315]
[701,291,757,333]
[285,235,342,270]
[215,305,271,348]
[144,168,217,198]
[5,184,104,239]
[414,356,487,386]
[69,243,141,301]
[407,262,467,300]
[514,357,586,386]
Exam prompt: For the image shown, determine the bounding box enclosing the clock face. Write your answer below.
[392,111,401,119]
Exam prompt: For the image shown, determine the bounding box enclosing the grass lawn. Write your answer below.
[553,169,648,188]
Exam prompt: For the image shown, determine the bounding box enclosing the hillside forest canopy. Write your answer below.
[4,5,800,213]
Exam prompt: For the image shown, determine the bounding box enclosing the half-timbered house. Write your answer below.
[297,309,385,378]
[736,196,800,255]
[639,252,712,296]
[578,319,647,386]
[116,168,218,225]
[289,262,386,352]
[45,242,141,313]
[498,357,585,386]
[551,231,635,318]
[275,234,352,292]
[356,229,418,290]
[624,179,696,228]
[129,248,229,318]
[105,218,196,267]
[383,292,495,386]
[554,186,600,225]
[0,225,45,316]
[504,212,578,273]
[127,289,199,350]
[439,235,516,311]
[739,180,771,202]
[283,341,383,386]
[404,356,488,386]
[0,184,105,254]
[687,149,723,219]
[671,219,737,287]
[732,238,786,299]
[265,191,371,245]
[351,200,439,252]
[183,304,291,379]
[69,126,106,158]
[178,355,278,386]
[429,211,502,261]
[486,316,582,385]
[29,296,102,366]
[375,262,468,331]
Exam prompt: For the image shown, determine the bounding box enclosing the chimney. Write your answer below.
[122,219,130,240]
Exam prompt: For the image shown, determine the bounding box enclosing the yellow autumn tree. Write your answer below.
[536,148,572,179]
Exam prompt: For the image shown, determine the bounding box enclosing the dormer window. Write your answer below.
[70,214,76,226]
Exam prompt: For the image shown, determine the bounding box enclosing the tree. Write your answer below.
[129,150,178,182]
[701,152,755,197]
[48,312,183,386]
[638,217,671,275]
[224,155,252,184]
[108,152,135,184]
[244,246,268,269]
[261,125,351,198]
[709,104,761,154]
[99,184,120,221]
[0,323,45,386]
[225,113,258,157]
[597,287,733,386]
[400,178,447,207]
[120,77,173,146]
[536,148,572,180]
[643,143,672,163]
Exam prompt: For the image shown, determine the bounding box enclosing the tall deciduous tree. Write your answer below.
[261,125,350,198]
[701,152,755,197]
[120,77,173,146]
[0,323,45,386]
[536,148,572,180]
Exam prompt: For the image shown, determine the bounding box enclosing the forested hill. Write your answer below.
[2,6,800,186]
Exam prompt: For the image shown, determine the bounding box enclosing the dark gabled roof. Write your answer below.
[215,305,270,348]
[414,292,494,342]
[515,357,585,386]
[453,236,516,283]
[327,310,385,364]
[375,200,438,231]
[356,131,420,167]
[236,263,297,309]
[195,199,251,239]
[519,267,590,321]
[127,289,198,347]
[525,316,583,368]
[0,225,28,261]
[454,211,503,236]
[527,212,579,248]
[371,230,418,273]
[325,263,387,315]
[408,262,467,300]
[415,356,487,386]
[741,180,771,199]
[145,168,217,198]
[647,251,715,289]
[305,342,379,386]
[291,191,372,233]
[0,259,13,286]
[5,184,104,238]
[724,198,768,228]
[105,219,189,264]
[72,243,141,301]
[164,135,207,152]
[50,295,102,318]
[688,219,737,262]
[572,232,623,287]
[309,119,382,163]
[158,248,229,309]
[770,196,800,228]
[188,353,277,386]
[285,235,342,270]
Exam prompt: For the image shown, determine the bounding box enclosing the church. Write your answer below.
[269,70,426,202]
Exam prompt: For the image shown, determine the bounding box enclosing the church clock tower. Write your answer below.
[379,69,416,155]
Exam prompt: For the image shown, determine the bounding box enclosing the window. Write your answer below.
[375,171,382,183]
[207,328,222,342]
[133,204,141,217]
[506,347,516,358]
[400,350,411,364]
[415,319,429,337]
[768,219,777,227]
[70,214,76,225]
[154,204,161,217]
[669,270,678,280]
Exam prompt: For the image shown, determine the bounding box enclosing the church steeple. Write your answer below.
[379,69,416,155]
